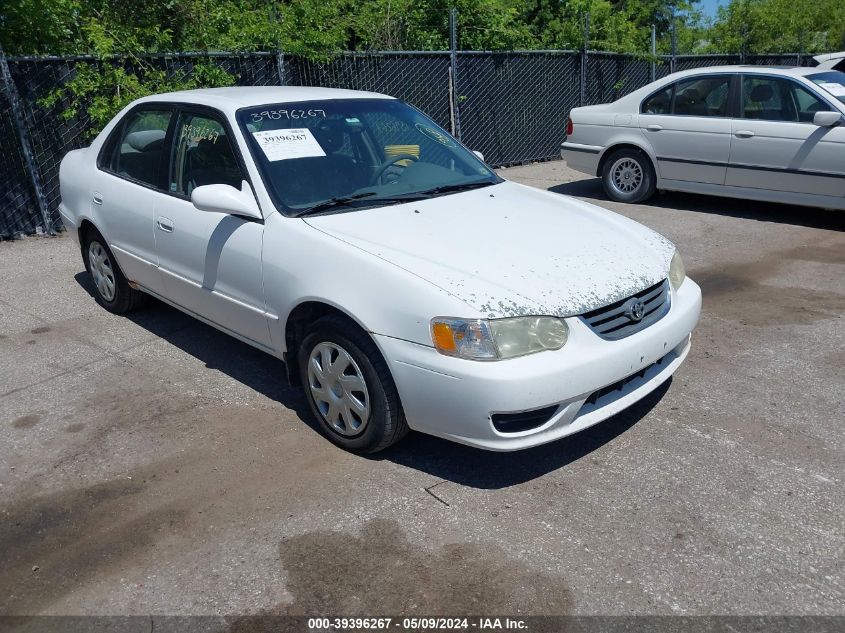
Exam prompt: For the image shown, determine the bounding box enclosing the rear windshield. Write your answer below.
[806,71,845,105]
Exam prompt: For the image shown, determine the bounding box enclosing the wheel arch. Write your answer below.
[598,142,657,179]
[282,299,382,386]
[78,218,101,264]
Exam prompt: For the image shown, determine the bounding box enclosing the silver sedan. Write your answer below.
[561,65,845,209]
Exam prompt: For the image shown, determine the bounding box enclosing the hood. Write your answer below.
[304,181,675,318]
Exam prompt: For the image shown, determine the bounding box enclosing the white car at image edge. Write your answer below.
[561,65,845,209]
[59,86,701,453]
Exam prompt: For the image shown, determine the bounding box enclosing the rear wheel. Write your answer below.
[601,148,656,203]
[82,229,147,314]
[298,314,408,453]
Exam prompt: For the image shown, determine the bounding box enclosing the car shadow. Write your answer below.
[372,379,670,490]
[75,271,669,488]
[74,272,311,421]
[550,178,845,232]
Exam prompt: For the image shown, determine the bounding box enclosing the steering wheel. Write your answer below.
[370,153,419,185]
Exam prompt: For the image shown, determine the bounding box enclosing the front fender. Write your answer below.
[261,213,477,354]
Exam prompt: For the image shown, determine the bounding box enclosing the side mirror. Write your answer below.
[191,181,262,220]
[813,111,842,127]
[472,150,486,162]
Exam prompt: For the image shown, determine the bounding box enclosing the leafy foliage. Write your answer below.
[704,0,845,54]
[2,0,840,133]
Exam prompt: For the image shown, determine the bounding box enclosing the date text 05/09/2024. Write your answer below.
[307,617,529,630]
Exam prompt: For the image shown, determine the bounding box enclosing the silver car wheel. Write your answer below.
[609,157,643,195]
[307,341,371,436]
[88,241,116,302]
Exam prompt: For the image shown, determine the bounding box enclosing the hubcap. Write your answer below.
[88,241,116,301]
[610,157,643,194]
[307,342,371,436]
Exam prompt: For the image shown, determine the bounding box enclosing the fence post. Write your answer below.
[0,45,53,236]
[651,24,656,82]
[580,11,590,106]
[448,8,462,139]
[670,11,677,73]
[275,51,287,85]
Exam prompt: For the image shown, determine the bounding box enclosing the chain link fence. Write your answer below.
[0,48,824,238]
[457,52,581,165]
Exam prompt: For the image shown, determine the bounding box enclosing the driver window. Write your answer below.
[170,113,244,196]
[740,76,828,122]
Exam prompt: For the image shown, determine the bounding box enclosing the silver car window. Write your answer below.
[742,76,829,122]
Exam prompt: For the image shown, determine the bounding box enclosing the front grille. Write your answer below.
[584,351,670,406]
[492,405,559,433]
[581,279,670,340]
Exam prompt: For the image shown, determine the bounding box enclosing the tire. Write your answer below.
[298,314,409,453]
[601,148,656,203]
[82,228,147,314]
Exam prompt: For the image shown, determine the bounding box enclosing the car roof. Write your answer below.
[133,86,394,114]
[666,65,827,79]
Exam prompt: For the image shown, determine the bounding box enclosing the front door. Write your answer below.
[154,108,272,348]
[726,75,845,198]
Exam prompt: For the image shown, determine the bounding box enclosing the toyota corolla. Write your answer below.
[59,87,701,453]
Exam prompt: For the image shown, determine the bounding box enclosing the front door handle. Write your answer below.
[646,124,663,132]
[735,130,755,138]
[156,217,174,233]
[92,192,103,205]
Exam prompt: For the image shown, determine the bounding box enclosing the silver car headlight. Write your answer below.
[669,249,686,291]
[431,316,569,360]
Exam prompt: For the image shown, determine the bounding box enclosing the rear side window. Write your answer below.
[169,112,244,196]
[743,76,830,122]
[642,86,672,114]
[672,76,731,117]
[642,75,732,117]
[108,110,172,187]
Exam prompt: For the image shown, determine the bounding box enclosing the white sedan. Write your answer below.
[59,87,700,453]
[561,66,845,209]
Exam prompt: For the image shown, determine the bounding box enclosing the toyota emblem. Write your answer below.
[624,298,646,322]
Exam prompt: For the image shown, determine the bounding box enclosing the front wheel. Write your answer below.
[601,149,656,203]
[298,315,408,453]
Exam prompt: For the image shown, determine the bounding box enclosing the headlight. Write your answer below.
[669,249,686,291]
[431,316,569,360]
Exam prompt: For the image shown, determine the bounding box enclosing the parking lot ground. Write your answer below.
[0,161,843,617]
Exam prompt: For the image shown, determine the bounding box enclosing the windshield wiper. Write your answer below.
[414,180,495,197]
[295,191,379,217]
[296,180,495,217]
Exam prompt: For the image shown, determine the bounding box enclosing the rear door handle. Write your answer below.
[156,217,174,233]
[92,192,103,205]
[646,124,663,132]
[735,130,755,138]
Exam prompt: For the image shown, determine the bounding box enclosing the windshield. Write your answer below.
[807,71,845,106]
[237,98,498,216]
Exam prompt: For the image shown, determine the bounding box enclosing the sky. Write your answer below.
[698,0,728,17]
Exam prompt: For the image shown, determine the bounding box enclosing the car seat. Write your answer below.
[185,137,242,194]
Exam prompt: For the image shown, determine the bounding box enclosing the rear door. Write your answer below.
[92,106,173,294]
[639,74,735,185]
[726,74,845,198]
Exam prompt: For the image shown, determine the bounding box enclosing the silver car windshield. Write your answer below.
[237,99,498,216]
[807,71,845,106]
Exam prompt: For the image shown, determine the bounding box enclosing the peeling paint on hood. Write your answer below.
[304,181,676,318]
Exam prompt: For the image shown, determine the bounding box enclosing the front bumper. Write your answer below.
[560,142,603,177]
[376,278,701,451]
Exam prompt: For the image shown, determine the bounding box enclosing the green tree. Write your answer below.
[706,0,845,54]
